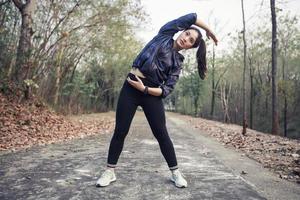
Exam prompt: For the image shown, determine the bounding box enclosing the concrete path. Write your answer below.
[0,112,297,200]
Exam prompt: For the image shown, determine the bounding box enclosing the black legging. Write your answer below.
[106,73,178,170]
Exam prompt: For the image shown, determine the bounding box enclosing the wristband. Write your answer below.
[143,86,148,95]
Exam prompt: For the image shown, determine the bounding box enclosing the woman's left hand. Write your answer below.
[127,75,145,92]
[206,30,218,46]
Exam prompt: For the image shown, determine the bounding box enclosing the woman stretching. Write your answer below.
[96,13,218,188]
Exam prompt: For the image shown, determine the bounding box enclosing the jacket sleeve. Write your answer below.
[159,65,182,98]
[158,13,197,36]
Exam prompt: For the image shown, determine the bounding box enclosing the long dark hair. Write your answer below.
[186,27,207,80]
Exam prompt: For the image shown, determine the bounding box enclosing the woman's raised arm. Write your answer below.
[195,18,218,45]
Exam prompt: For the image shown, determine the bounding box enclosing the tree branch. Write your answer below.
[35,1,81,59]
[12,0,24,11]
[215,68,228,89]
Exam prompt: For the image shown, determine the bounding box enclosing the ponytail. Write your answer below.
[185,27,207,80]
[196,38,207,80]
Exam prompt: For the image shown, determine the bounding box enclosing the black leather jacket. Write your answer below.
[132,13,197,98]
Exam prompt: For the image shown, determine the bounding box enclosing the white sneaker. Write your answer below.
[96,169,116,187]
[170,169,187,188]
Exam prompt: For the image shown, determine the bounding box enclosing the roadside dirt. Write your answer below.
[168,112,300,184]
[0,93,115,151]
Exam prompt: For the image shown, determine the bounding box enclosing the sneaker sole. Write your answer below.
[96,178,117,187]
[170,177,187,188]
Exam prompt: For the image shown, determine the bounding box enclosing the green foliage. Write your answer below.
[56,0,144,112]
[0,0,146,112]
[173,12,300,138]
[1,0,300,137]
[0,1,20,77]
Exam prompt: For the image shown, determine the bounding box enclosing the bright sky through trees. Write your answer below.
[138,0,300,52]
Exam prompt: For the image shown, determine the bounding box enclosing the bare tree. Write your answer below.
[270,0,280,135]
[248,56,255,129]
[210,43,216,118]
[220,81,231,123]
[208,16,228,119]
[241,0,248,134]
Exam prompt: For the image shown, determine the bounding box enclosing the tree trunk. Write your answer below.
[210,44,216,118]
[241,0,248,134]
[249,58,254,129]
[221,82,231,123]
[12,0,36,83]
[270,0,280,135]
[284,89,287,136]
[282,53,288,137]
[12,0,37,99]
[194,96,199,117]
[53,47,64,106]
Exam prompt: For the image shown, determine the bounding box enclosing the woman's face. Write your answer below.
[175,29,199,50]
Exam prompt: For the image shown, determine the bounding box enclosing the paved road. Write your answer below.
[0,112,280,199]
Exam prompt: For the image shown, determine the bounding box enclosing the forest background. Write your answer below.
[0,0,299,139]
